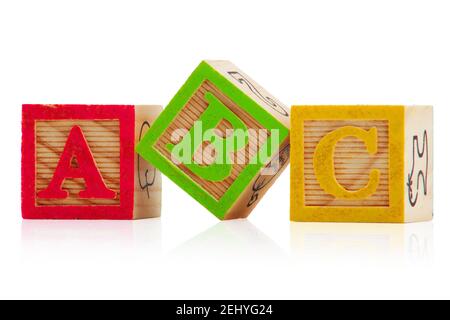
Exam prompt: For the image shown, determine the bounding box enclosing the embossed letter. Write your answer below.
[313,126,380,200]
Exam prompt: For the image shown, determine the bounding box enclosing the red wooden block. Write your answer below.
[22,104,162,220]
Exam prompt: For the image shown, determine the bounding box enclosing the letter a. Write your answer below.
[37,125,117,199]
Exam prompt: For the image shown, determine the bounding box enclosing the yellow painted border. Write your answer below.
[291,106,405,223]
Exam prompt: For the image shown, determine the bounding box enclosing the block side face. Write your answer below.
[133,106,162,219]
[136,62,289,219]
[290,105,404,223]
[22,104,135,220]
[404,106,433,222]
[205,60,290,128]
[225,139,290,220]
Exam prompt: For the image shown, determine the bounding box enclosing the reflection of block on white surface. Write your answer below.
[170,221,284,263]
[290,222,433,263]
[21,219,162,260]
[404,222,433,263]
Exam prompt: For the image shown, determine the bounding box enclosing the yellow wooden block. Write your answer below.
[291,105,433,223]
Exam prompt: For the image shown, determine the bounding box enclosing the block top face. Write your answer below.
[291,105,406,223]
[136,61,290,219]
[22,104,135,219]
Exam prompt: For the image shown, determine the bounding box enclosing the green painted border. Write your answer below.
[136,61,289,219]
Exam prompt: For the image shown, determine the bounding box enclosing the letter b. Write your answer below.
[167,92,249,182]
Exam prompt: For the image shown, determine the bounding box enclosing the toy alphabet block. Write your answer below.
[137,60,290,220]
[291,105,433,223]
[22,104,162,220]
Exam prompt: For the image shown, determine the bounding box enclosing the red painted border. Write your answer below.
[22,104,135,220]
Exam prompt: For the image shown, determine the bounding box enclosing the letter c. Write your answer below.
[313,126,380,200]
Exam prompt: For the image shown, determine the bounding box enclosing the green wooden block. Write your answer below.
[136,60,290,220]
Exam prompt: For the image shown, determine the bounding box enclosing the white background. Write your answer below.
[0,0,448,299]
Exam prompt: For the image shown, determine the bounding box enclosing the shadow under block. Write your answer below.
[22,104,162,220]
[136,60,290,220]
[291,106,433,223]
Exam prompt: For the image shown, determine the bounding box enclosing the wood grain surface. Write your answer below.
[36,120,121,206]
[304,120,389,207]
